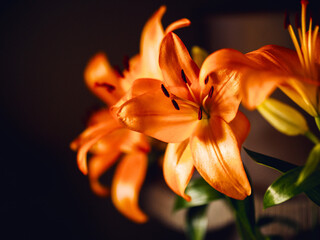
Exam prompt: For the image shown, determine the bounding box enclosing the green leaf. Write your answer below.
[244,148,296,173]
[186,205,208,240]
[173,178,224,211]
[245,147,320,207]
[257,98,309,136]
[264,167,320,208]
[297,144,320,184]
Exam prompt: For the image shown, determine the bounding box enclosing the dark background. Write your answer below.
[1,0,319,239]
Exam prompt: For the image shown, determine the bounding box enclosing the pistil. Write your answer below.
[181,69,197,102]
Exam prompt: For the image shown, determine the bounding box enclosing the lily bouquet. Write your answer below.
[71,1,320,239]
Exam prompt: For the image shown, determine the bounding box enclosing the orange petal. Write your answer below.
[76,120,121,175]
[117,89,198,143]
[163,141,194,201]
[164,18,191,34]
[110,78,163,117]
[190,117,251,200]
[228,111,251,147]
[111,152,148,223]
[159,32,200,102]
[204,70,241,123]
[139,6,166,79]
[84,53,124,105]
[280,79,318,116]
[119,130,150,153]
[88,151,120,197]
[199,46,300,110]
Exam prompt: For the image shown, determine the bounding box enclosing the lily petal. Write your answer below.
[159,32,200,101]
[228,111,251,147]
[139,6,166,79]
[88,151,120,196]
[110,78,163,117]
[111,152,148,223]
[84,53,124,105]
[190,117,251,200]
[204,70,241,122]
[77,121,121,175]
[117,89,198,143]
[164,18,191,35]
[163,141,194,201]
[199,46,301,110]
[280,79,318,116]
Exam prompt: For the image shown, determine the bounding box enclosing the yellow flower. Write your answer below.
[70,7,190,223]
[117,33,251,200]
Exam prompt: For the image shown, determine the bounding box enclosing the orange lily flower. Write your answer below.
[117,32,251,200]
[200,0,320,117]
[71,7,190,223]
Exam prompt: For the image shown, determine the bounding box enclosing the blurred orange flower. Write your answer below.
[70,6,190,223]
[201,0,320,117]
[117,32,251,200]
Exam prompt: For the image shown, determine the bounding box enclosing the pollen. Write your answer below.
[181,69,188,84]
[161,84,170,98]
[171,99,180,110]
[94,82,116,92]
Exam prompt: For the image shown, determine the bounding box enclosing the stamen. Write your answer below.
[171,99,180,110]
[181,68,197,102]
[198,107,202,120]
[209,86,214,98]
[113,65,124,78]
[204,76,209,85]
[288,25,305,67]
[161,84,170,98]
[123,55,130,71]
[94,82,116,92]
[181,69,188,84]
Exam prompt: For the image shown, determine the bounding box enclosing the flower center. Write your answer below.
[286,0,319,80]
[160,69,214,120]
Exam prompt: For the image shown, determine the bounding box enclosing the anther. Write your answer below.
[181,69,188,84]
[161,84,170,98]
[123,55,130,71]
[198,107,202,120]
[208,86,214,98]
[171,99,180,110]
[204,76,209,85]
[113,65,124,78]
[94,82,116,92]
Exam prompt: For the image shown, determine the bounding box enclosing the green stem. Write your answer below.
[304,131,320,145]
